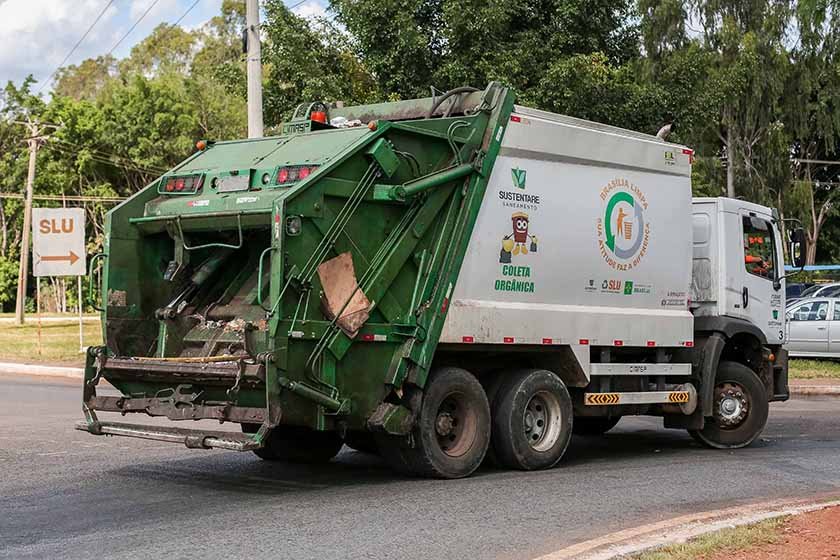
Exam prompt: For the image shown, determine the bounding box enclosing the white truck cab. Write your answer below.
[691,197,787,346]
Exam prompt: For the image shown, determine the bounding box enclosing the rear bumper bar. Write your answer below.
[74,420,262,452]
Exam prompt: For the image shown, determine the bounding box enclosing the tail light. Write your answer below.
[276,165,319,185]
[161,174,204,195]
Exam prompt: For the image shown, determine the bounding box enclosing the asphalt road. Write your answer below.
[1,374,839,560]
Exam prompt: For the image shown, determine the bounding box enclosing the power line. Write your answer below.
[107,0,162,56]
[45,142,166,176]
[37,0,117,94]
[0,192,125,203]
[288,0,309,11]
[172,0,202,28]
[49,138,168,174]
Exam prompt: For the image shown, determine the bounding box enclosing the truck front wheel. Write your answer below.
[491,369,573,470]
[689,361,769,449]
[398,367,491,479]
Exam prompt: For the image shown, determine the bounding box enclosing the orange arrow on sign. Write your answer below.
[39,251,80,265]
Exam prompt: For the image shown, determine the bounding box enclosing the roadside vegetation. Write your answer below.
[4,1,840,314]
[0,320,101,364]
[629,517,786,560]
[788,359,840,379]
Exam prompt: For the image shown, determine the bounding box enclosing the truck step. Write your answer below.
[589,363,692,376]
[74,420,262,452]
[584,389,691,406]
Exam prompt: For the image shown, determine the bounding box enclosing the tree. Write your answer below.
[54,56,117,101]
[261,0,379,125]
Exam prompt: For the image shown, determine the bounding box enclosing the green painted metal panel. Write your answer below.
[83,83,515,440]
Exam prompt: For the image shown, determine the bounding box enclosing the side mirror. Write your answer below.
[789,227,806,269]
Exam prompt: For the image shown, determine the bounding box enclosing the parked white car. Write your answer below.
[786,297,840,357]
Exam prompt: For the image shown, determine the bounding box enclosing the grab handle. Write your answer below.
[175,213,243,251]
[88,253,107,311]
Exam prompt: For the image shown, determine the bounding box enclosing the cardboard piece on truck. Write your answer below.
[32,208,86,277]
[317,252,371,337]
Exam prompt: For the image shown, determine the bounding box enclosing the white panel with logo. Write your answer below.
[441,109,694,348]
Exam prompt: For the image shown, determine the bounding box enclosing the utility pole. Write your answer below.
[14,120,50,325]
[246,0,264,138]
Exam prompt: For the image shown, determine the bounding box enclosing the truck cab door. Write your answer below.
[722,207,785,344]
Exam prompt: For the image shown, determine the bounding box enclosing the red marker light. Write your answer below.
[175,178,185,191]
[165,179,175,192]
[277,167,289,184]
[299,166,312,180]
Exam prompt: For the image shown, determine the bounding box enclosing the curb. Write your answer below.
[535,494,840,560]
[790,384,840,398]
[0,362,83,379]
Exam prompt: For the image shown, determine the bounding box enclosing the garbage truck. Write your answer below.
[77,82,805,478]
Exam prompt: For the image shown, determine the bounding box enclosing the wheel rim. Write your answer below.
[523,390,563,452]
[434,392,478,457]
[714,382,750,429]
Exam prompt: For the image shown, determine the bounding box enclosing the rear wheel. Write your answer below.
[386,367,490,479]
[689,361,769,449]
[242,424,344,463]
[491,369,573,470]
[572,416,621,436]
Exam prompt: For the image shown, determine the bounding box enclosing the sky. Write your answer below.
[0,0,328,93]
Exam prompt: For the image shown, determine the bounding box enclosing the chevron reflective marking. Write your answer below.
[584,390,692,406]
[668,391,690,403]
[584,393,620,405]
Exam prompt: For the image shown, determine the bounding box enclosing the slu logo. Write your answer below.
[511,167,527,189]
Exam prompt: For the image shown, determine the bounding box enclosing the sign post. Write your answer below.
[32,208,87,351]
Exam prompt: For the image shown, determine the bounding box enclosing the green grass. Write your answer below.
[0,312,99,319]
[629,516,786,560]
[0,320,102,364]
[789,359,840,379]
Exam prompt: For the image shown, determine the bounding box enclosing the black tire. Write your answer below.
[491,369,573,470]
[479,370,508,467]
[689,361,769,449]
[242,424,343,463]
[572,416,621,436]
[398,367,491,479]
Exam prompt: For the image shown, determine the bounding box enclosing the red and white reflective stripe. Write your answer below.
[462,336,475,344]
[503,337,514,344]
[614,340,623,347]
[579,339,589,345]
[360,334,387,342]
[510,115,522,123]
[647,340,656,347]
[542,338,553,345]
[440,297,449,313]
[683,341,695,347]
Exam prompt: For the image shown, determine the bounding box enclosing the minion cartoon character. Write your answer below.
[500,212,539,262]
